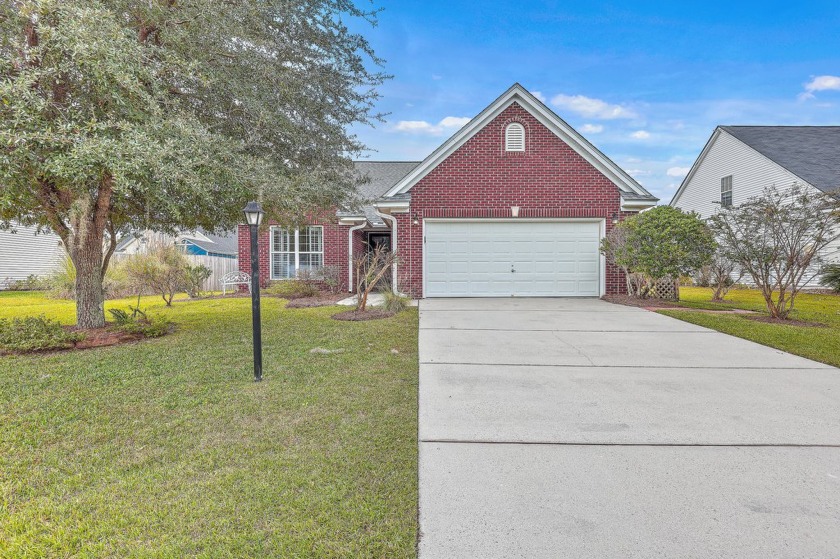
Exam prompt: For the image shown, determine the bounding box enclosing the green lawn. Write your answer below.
[0,291,419,558]
[659,286,840,368]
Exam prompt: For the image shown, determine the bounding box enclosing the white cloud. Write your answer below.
[550,93,637,120]
[626,169,652,177]
[393,116,471,135]
[432,74,443,81]
[579,123,604,134]
[630,130,651,139]
[799,75,840,100]
[438,116,471,128]
[666,166,691,177]
[531,91,547,103]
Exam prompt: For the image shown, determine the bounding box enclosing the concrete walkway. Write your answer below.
[418,298,840,558]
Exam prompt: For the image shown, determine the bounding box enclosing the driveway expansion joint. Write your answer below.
[421,439,840,448]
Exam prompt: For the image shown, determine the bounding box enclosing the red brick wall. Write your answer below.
[238,215,351,291]
[396,101,628,297]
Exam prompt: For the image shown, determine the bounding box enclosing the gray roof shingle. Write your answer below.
[720,126,840,193]
[353,161,420,199]
[338,161,420,225]
[182,230,238,256]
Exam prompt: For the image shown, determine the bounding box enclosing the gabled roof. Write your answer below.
[337,161,421,225]
[718,126,840,193]
[382,83,657,205]
[353,161,420,199]
[179,230,238,256]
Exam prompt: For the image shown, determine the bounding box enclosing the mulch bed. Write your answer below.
[66,325,146,349]
[601,294,685,309]
[331,309,395,321]
[286,294,345,308]
[744,315,827,328]
[603,294,758,314]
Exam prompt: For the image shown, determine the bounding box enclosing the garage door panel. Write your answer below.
[424,221,601,297]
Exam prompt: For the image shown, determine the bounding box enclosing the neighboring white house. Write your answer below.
[0,223,66,288]
[671,125,840,270]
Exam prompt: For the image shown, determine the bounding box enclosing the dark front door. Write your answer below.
[365,232,392,291]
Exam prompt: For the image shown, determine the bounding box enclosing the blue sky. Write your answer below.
[348,0,840,201]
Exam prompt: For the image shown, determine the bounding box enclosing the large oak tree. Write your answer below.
[0,0,385,327]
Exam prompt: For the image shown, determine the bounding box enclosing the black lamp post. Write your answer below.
[243,201,265,382]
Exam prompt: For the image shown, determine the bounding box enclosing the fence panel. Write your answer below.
[111,253,238,293]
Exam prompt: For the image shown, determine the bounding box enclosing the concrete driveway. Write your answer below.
[418,298,840,558]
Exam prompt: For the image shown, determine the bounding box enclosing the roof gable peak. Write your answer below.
[383,83,654,201]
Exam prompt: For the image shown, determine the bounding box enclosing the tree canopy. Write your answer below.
[602,206,716,298]
[708,184,840,319]
[0,0,387,326]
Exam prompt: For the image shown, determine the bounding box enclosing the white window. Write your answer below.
[270,226,323,279]
[505,122,525,152]
[721,175,733,207]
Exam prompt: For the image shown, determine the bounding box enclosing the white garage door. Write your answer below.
[424,220,601,297]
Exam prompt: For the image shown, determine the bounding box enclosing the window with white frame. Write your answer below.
[505,122,525,152]
[721,175,733,207]
[270,226,323,279]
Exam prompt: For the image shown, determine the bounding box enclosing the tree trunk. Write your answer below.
[73,231,107,329]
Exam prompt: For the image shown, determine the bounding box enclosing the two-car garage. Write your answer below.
[423,220,603,297]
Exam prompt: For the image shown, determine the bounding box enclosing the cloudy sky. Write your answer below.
[347,0,840,202]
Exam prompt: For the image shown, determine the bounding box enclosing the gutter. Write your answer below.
[374,209,399,293]
[347,221,367,292]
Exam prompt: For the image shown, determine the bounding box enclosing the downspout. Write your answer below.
[347,221,366,292]
[374,209,398,293]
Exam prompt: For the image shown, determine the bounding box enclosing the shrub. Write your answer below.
[709,183,840,318]
[264,279,319,299]
[116,315,173,338]
[4,274,50,291]
[820,264,840,292]
[122,243,190,306]
[317,265,342,294]
[184,264,212,298]
[47,256,132,300]
[381,291,410,313]
[47,255,77,299]
[601,207,716,299]
[0,315,84,353]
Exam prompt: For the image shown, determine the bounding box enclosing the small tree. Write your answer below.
[820,264,840,292]
[704,251,744,302]
[708,184,840,319]
[183,264,212,299]
[353,245,396,311]
[601,222,647,297]
[602,207,716,299]
[123,243,189,306]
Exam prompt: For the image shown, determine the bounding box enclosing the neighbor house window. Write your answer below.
[270,226,323,279]
[505,122,525,152]
[721,175,733,207]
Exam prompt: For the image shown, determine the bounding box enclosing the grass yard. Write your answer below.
[659,286,840,368]
[0,291,419,558]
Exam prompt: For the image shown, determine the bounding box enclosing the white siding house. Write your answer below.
[0,223,66,288]
[671,126,840,271]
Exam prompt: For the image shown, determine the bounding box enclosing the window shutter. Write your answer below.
[505,123,525,152]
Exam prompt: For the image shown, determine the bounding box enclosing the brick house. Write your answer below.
[239,84,657,298]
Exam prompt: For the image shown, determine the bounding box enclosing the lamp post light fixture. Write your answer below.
[243,201,265,382]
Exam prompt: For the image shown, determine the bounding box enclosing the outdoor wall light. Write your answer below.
[242,200,265,382]
[611,213,619,225]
